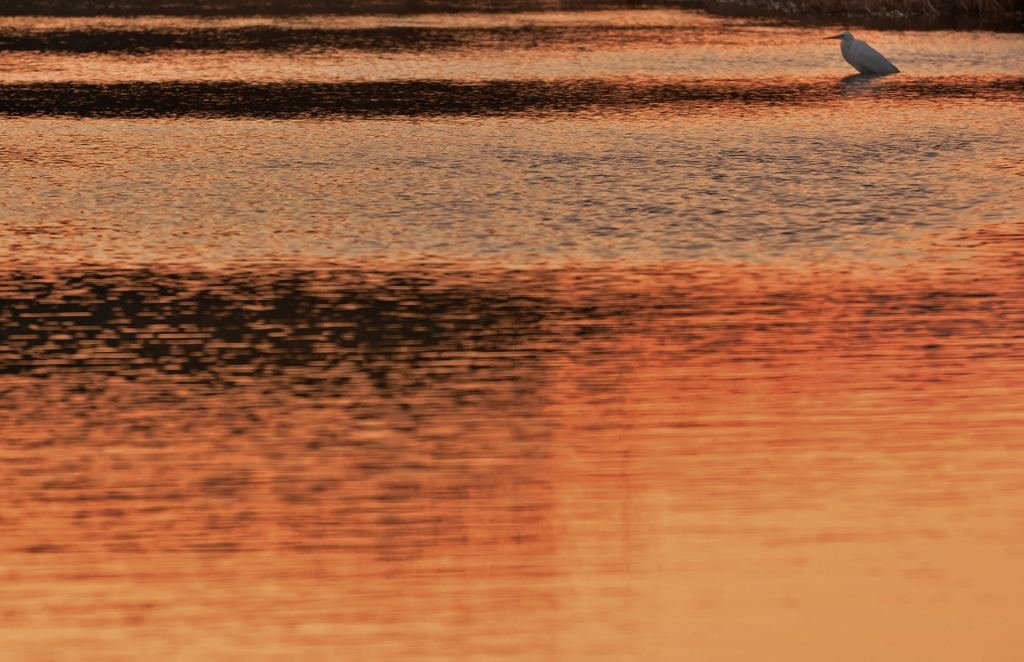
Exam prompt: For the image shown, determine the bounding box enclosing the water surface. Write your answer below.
[2,10,1024,662]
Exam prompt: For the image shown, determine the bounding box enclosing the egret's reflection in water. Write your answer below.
[840,71,897,95]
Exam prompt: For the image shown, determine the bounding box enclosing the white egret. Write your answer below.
[824,32,899,75]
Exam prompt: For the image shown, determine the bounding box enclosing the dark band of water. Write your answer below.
[0,267,553,393]
[2,263,1016,387]
[0,24,718,53]
[0,0,680,18]
[2,77,1022,117]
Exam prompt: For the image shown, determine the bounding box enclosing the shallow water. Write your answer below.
[2,12,1024,81]
[2,10,1024,662]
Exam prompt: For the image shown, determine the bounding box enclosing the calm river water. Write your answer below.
[2,10,1024,661]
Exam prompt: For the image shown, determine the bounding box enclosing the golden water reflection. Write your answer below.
[3,8,1024,660]
[3,249,1024,660]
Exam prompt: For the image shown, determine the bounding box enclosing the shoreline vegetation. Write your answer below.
[0,0,1021,31]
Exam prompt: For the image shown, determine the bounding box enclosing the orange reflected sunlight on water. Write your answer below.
[3,9,1024,661]
[3,243,1024,660]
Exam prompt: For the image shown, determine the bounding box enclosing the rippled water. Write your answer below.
[2,10,1024,661]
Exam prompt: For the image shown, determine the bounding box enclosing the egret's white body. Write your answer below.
[825,32,899,75]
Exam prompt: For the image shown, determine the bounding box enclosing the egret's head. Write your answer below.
[824,32,854,41]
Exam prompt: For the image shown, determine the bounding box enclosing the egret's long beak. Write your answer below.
[823,35,843,39]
